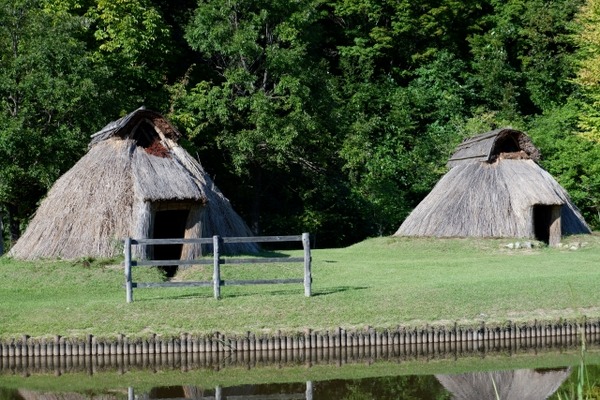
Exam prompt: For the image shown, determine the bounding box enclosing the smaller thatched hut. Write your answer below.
[10,107,257,261]
[395,128,590,245]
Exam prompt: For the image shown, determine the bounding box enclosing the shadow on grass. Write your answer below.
[255,250,295,258]
[217,250,294,259]
[133,286,303,301]
[131,292,214,302]
[223,288,306,299]
[312,286,369,296]
[132,285,369,302]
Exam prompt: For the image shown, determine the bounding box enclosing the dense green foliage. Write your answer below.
[0,0,96,240]
[0,0,599,248]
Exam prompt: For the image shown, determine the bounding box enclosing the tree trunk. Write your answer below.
[250,167,262,235]
[0,209,4,256]
[7,204,20,244]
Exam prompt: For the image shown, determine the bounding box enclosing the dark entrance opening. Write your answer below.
[153,209,189,277]
[533,205,553,244]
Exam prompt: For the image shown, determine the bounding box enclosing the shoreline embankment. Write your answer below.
[1,319,599,358]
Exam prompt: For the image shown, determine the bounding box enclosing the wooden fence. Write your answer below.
[124,233,312,303]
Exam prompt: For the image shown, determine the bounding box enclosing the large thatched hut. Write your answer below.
[395,128,590,245]
[10,107,257,261]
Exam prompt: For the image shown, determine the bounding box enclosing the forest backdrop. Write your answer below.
[1,0,600,250]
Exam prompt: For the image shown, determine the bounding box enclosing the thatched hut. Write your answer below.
[436,368,571,399]
[395,128,590,245]
[10,107,257,261]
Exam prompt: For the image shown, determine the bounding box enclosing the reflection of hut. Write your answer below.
[18,390,119,400]
[436,368,571,400]
[395,129,590,246]
[10,107,257,261]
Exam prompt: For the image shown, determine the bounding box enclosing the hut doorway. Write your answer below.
[533,204,562,246]
[153,209,190,277]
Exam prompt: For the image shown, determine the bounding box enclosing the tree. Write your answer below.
[0,206,4,255]
[0,0,99,241]
[170,0,337,235]
[533,0,600,229]
[468,0,582,119]
[330,0,487,78]
[335,51,472,235]
[85,0,175,112]
[572,0,600,142]
[528,101,600,229]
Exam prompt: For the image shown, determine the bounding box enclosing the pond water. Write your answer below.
[1,339,599,399]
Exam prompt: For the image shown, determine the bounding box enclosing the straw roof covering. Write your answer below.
[447,128,540,168]
[436,368,571,400]
[10,107,257,260]
[395,129,590,239]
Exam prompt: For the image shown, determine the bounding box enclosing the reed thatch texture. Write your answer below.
[395,129,590,241]
[436,368,570,400]
[10,139,134,259]
[10,108,257,260]
[447,128,540,169]
[395,159,590,238]
[90,105,181,146]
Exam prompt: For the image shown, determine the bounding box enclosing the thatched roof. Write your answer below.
[395,129,590,239]
[90,105,181,145]
[447,128,540,169]
[395,159,590,237]
[10,108,257,259]
[436,368,571,400]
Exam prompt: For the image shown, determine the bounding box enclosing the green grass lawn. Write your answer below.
[1,234,599,340]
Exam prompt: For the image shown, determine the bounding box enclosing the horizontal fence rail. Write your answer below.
[124,233,312,303]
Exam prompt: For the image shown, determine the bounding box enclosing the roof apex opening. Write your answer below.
[447,128,541,169]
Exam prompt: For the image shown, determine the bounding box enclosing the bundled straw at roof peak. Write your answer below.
[447,128,540,169]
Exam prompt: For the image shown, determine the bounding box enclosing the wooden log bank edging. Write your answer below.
[1,320,599,358]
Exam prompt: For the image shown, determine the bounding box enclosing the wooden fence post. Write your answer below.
[306,381,314,400]
[124,234,310,301]
[303,232,312,297]
[124,237,133,303]
[213,235,221,299]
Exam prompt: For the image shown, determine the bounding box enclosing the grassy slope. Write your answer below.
[0,234,599,339]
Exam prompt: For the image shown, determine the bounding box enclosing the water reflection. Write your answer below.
[6,378,451,400]
[146,383,313,400]
[1,371,579,400]
[0,366,596,399]
[1,336,598,399]
[437,368,571,399]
